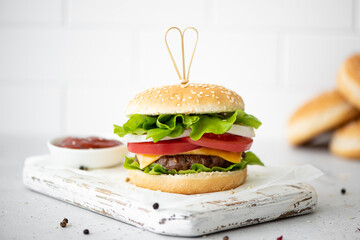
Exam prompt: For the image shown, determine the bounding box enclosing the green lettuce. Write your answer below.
[114,109,261,142]
[123,151,264,175]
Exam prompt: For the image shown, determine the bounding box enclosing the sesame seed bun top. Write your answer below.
[126,83,244,116]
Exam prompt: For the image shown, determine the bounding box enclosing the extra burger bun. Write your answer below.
[128,167,247,195]
[337,54,360,109]
[126,83,244,115]
[330,119,360,159]
[287,90,359,145]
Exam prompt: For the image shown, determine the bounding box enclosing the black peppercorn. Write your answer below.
[152,203,159,210]
[241,152,246,159]
[79,166,88,171]
[60,221,67,228]
[83,229,89,235]
[63,218,68,223]
[341,188,346,195]
[223,236,229,240]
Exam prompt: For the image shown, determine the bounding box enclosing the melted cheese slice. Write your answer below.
[137,148,242,169]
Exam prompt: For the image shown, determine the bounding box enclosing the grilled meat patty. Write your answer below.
[135,154,233,171]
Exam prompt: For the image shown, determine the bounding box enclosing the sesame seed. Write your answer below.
[211,91,215,93]
[196,99,199,103]
[157,90,160,93]
[170,96,174,99]
[188,96,192,99]
[155,95,158,98]
[177,103,180,106]
[218,101,221,104]
[182,99,185,102]
[161,99,165,102]
[205,94,209,97]
[215,96,219,99]
[199,91,203,94]
[192,92,196,94]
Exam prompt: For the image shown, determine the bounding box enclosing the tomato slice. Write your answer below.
[183,133,253,152]
[127,139,201,155]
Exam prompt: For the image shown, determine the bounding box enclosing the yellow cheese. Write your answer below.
[137,153,162,169]
[136,148,242,169]
[185,148,242,163]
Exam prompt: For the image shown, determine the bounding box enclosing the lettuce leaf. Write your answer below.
[114,109,261,142]
[123,151,264,175]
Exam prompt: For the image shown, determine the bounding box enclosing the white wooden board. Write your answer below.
[23,155,319,237]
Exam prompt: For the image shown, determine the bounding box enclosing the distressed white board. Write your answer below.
[23,155,318,237]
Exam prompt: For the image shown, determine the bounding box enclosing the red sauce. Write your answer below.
[55,137,122,149]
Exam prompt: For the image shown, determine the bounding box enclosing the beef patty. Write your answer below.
[136,154,233,171]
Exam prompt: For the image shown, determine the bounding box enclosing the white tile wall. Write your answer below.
[0,28,65,84]
[283,34,360,89]
[355,0,360,29]
[69,0,207,25]
[0,0,62,24]
[0,0,359,139]
[0,85,63,136]
[66,86,124,135]
[63,28,134,86]
[216,0,352,29]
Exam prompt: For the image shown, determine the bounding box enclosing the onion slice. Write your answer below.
[227,124,255,138]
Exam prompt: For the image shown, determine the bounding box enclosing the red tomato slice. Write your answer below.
[183,133,253,152]
[127,139,201,155]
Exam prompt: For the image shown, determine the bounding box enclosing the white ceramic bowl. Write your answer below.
[47,135,128,169]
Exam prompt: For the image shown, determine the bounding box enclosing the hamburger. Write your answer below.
[114,83,263,194]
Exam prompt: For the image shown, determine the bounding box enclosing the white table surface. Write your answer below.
[1,135,359,240]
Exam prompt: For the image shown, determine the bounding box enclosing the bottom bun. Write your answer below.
[128,167,247,195]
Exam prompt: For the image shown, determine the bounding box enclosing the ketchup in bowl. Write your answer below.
[55,137,122,149]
